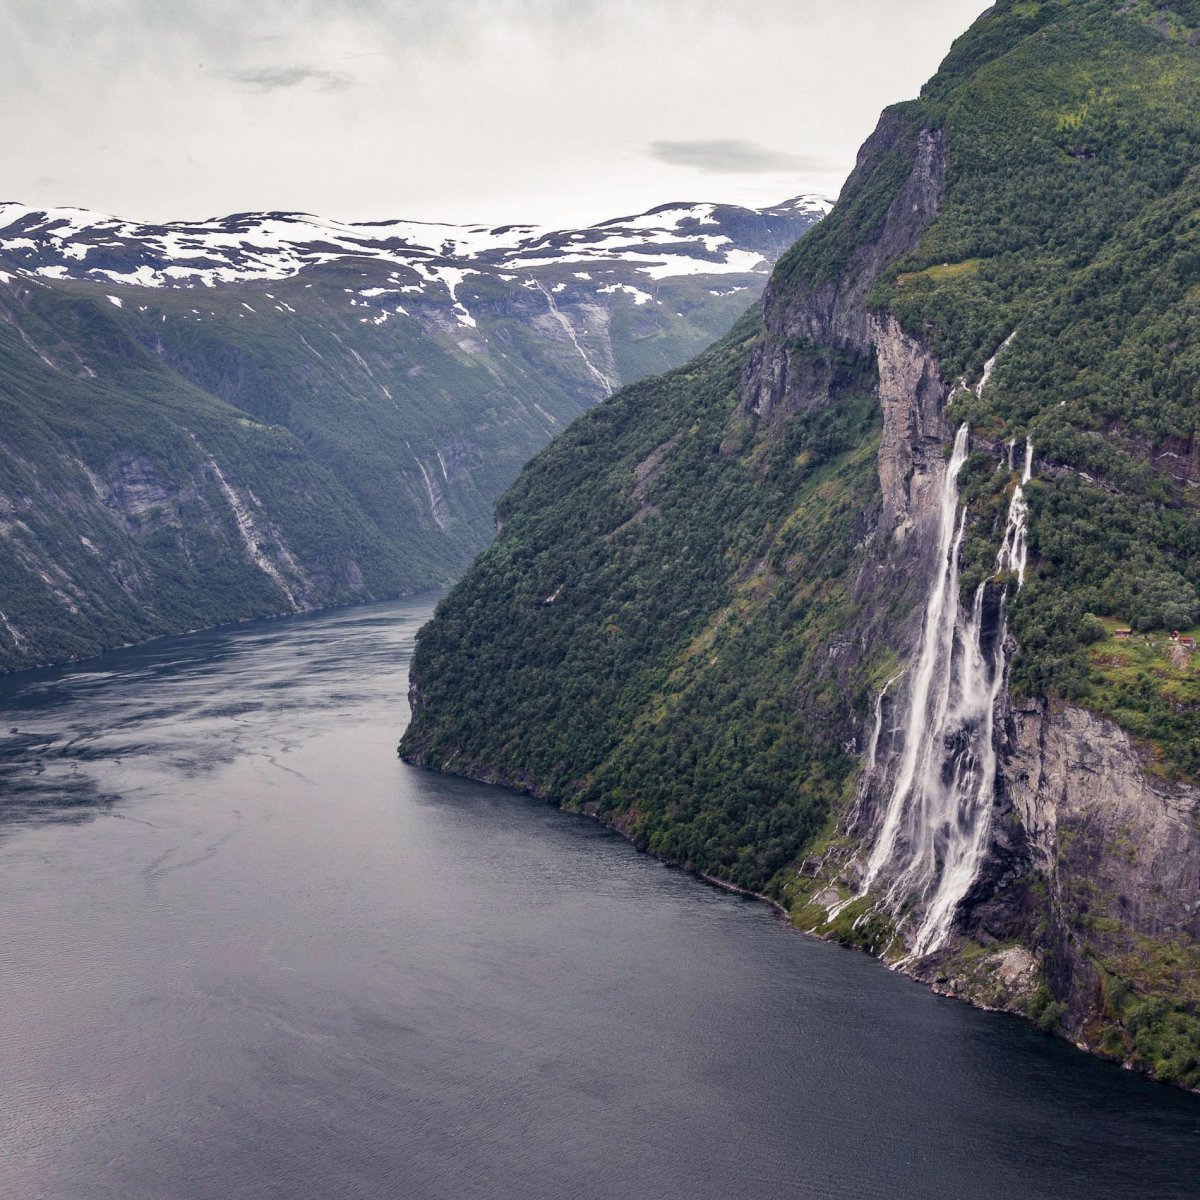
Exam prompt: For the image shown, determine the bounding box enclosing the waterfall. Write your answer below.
[862,425,971,894]
[997,440,1033,589]
[976,332,1016,398]
[865,670,905,774]
[859,427,1033,958]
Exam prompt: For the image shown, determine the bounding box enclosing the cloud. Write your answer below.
[218,65,355,93]
[0,0,992,224]
[647,138,833,175]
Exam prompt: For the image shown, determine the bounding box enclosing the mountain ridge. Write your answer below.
[0,196,829,292]
[0,195,826,672]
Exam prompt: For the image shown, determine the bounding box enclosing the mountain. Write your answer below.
[0,195,827,670]
[400,0,1200,1089]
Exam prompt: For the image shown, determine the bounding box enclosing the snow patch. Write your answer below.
[0,195,824,290]
[639,248,765,280]
[597,282,653,305]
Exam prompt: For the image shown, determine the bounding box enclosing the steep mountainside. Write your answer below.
[401,0,1200,1089]
[0,197,826,670]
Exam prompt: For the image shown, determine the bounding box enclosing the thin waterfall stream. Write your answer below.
[860,424,1033,958]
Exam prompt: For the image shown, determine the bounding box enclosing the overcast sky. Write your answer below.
[2,0,992,227]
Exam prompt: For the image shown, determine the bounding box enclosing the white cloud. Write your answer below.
[216,65,356,93]
[648,140,839,175]
[0,0,993,226]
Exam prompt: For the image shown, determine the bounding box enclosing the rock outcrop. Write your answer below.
[1007,704,1200,1023]
[740,116,944,423]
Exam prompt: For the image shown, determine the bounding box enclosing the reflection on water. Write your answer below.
[0,603,418,824]
[0,597,1197,1200]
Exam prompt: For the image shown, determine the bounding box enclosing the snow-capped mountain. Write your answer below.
[0,194,828,672]
[0,196,829,290]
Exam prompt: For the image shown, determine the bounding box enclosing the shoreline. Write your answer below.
[400,752,1200,1101]
[0,586,449,683]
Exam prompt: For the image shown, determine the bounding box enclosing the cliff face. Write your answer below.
[782,0,1200,1084]
[742,115,943,423]
[1003,705,1200,1053]
[401,0,1200,1088]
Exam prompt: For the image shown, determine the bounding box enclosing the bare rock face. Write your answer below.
[102,452,195,527]
[1005,703,1200,1025]
[869,313,951,548]
[923,944,1042,1015]
[1008,703,1200,939]
[740,116,945,423]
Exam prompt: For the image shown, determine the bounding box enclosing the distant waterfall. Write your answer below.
[861,425,1033,958]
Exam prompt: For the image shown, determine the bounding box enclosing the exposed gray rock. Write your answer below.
[1008,704,1200,939]
[740,116,945,422]
[869,313,951,548]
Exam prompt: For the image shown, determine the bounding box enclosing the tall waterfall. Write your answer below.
[861,425,1033,958]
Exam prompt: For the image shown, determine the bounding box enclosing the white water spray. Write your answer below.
[976,332,1015,399]
[859,426,1034,958]
[827,669,906,925]
[997,440,1033,589]
[865,670,905,774]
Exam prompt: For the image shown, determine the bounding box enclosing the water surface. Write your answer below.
[1,597,1197,1199]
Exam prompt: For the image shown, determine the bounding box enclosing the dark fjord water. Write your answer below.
[1,597,1198,1200]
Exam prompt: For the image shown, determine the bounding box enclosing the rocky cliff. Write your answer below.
[401,0,1200,1088]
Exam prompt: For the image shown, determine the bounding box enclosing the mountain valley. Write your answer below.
[0,196,825,669]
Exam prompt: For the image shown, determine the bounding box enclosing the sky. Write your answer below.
[2,0,993,228]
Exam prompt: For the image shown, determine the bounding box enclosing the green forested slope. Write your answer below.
[404,309,881,886]
[403,0,1200,871]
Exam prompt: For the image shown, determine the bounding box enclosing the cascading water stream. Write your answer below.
[976,333,1015,399]
[997,439,1033,588]
[862,424,971,895]
[864,670,905,775]
[859,426,1034,958]
[826,668,907,925]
